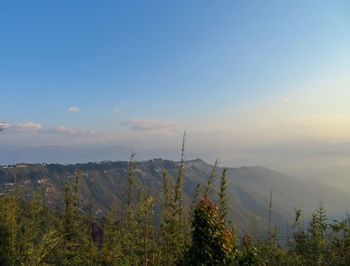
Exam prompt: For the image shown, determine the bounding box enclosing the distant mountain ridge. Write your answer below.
[0,145,200,164]
[1,158,349,237]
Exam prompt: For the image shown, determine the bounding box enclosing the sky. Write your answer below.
[1,1,350,184]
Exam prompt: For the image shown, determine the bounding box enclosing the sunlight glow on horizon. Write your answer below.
[0,1,349,186]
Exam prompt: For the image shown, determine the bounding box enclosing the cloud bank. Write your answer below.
[68,106,80,113]
[46,125,78,135]
[121,119,175,131]
[0,121,8,132]
[13,122,42,132]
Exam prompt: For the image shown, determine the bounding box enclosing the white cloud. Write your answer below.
[121,118,175,131]
[0,121,8,132]
[48,125,78,135]
[46,125,98,137]
[14,122,42,132]
[68,106,80,113]
[114,108,120,113]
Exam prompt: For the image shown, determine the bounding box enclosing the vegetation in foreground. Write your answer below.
[1,139,350,265]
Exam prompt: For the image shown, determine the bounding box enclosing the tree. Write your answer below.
[0,176,19,265]
[59,170,90,266]
[180,197,235,266]
[218,169,228,222]
[100,199,123,265]
[238,235,259,266]
[174,132,186,241]
[159,169,180,265]
[307,203,327,265]
[0,222,11,265]
[328,215,350,265]
[203,159,219,198]
[139,194,155,266]
[121,152,142,264]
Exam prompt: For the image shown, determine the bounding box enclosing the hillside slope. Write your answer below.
[1,159,349,237]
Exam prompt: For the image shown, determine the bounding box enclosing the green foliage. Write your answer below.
[138,194,155,265]
[180,197,235,266]
[58,171,93,266]
[219,168,228,222]
[0,193,18,265]
[2,151,350,265]
[203,159,219,197]
[0,223,11,266]
[100,199,123,265]
[254,239,286,266]
[174,132,187,248]
[238,235,259,266]
[159,170,182,265]
[327,216,350,265]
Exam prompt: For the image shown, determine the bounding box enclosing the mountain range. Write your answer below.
[1,158,349,238]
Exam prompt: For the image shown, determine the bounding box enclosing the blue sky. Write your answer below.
[1,1,350,162]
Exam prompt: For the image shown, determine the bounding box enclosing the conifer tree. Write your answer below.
[328,215,350,265]
[289,209,308,260]
[0,171,19,266]
[139,194,155,266]
[180,197,234,266]
[20,188,51,265]
[308,203,327,265]
[0,192,15,266]
[0,181,62,265]
[159,169,179,265]
[238,235,259,265]
[86,175,98,266]
[127,152,136,216]
[268,189,273,240]
[0,222,11,266]
[203,159,219,197]
[173,132,188,251]
[174,132,186,229]
[218,168,228,222]
[121,152,142,265]
[100,199,123,265]
[60,170,90,266]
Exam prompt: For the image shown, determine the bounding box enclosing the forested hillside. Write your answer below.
[1,155,350,265]
[1,158,349,235]
[1,158,349,236]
